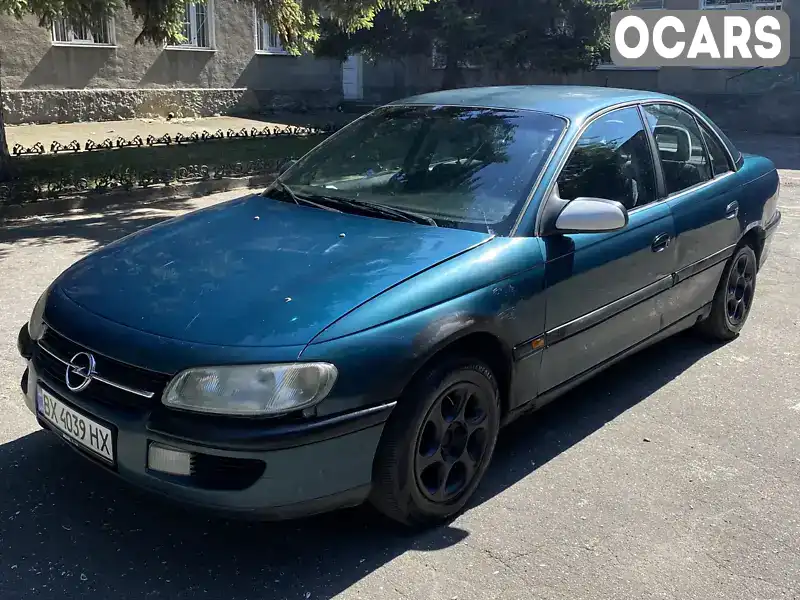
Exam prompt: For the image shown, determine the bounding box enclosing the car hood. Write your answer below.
[56,194,492,347]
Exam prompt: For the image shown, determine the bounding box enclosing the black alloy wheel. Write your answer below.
[370,358,501,527]
[697,243,758,342]
[414,381,492,504]
[725,250,756,328]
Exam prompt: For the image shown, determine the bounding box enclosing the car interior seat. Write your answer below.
[654,125,704,191]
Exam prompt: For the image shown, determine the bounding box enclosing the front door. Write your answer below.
[342,54,364,101]
[538,106,678,394]
[640,103,743,324]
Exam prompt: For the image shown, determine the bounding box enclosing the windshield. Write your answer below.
[277,105,566,235]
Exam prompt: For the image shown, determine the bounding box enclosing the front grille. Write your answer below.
[34,326,171,410]
[190,453,266,491]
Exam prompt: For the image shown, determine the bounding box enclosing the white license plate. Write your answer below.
[36,387,114,463]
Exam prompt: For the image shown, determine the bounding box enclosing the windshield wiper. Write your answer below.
[300,193,438,227]
[267,181,342,213]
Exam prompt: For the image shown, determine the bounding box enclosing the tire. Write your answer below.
[697,243,758,342]
[369,357,501,527]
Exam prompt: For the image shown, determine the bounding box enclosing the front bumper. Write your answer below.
[19,342,392,520]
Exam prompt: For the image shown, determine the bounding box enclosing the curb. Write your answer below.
[0,173,274,222]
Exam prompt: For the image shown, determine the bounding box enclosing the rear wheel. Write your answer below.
[370,358,500,527]
[697,244,758,341]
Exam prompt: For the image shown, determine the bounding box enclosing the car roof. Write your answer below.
[391,85,680,122]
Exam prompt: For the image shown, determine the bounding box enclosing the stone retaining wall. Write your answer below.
[5,85,799,135]
[1,88,342,125]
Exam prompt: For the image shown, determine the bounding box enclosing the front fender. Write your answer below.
[299,263,547,418]
[309,237,544,343]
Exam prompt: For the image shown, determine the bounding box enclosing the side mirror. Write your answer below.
[553,197,629,234]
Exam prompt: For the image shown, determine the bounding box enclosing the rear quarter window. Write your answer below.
[692,107,742,168]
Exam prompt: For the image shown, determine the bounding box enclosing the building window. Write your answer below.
[52,18,115,46]
[255,11,287,54]
[700,0,782,9]
[169,1,215,49]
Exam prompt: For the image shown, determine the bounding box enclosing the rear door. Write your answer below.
[537,105,677,395]
[639,103,742,325]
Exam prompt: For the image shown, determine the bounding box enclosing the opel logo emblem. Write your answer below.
[65,352,96,392]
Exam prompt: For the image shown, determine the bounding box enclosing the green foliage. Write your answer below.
[0,0,436,50]
[316,0,632,79]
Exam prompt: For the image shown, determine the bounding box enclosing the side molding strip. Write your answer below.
[545,275,673,347]
[513,335,546,362]
[673,244,736,284]
[511,245,736,361]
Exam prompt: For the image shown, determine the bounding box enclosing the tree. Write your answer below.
[0,0,436,179]
[315,0,630,90]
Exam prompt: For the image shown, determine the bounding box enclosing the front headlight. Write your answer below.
[27,285,51,341]
[162,362,338,416]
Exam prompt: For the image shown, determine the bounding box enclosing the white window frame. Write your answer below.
[166,1,216,51]
[699,0,782,10]
[596,0,665,70]
[51,17,116,47]
[254,9,289,54]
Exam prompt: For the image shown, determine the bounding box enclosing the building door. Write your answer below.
[342,54,364,101]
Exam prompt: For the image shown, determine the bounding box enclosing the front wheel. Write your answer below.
[370,358,500,527]
[697,244,758,341]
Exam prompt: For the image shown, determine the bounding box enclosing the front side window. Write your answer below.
[557,107,657,210]
[278,105,566,235]
[641,104,712,195]
[52,18,115,45]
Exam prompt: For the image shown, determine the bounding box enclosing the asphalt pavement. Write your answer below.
[0,138,799,600]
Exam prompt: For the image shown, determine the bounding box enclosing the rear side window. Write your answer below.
[641,104,712,195]
[700,125,732,177]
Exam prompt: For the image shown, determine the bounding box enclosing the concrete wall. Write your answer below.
[0,0,343,124]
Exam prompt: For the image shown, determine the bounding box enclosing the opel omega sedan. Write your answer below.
[17,86,781,526]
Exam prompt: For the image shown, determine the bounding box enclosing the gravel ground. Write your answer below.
[0,137,799,600]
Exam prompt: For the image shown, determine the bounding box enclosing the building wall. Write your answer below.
[0,0,343,124]
[2,0,798,129]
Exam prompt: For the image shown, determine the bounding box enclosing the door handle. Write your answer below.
[726,201,739,220]
[651,233,671,253]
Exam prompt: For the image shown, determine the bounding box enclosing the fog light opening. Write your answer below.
[147,442,193,476]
